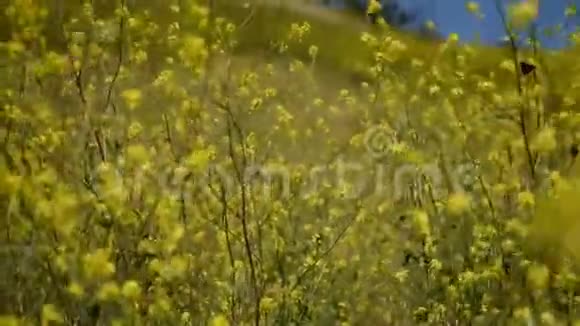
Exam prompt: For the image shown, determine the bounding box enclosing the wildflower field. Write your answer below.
[4,0,580,325]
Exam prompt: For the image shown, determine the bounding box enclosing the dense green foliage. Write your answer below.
[4,0,580,325]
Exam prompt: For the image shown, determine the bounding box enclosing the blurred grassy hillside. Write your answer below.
[217,0,578,102]
[0,0,579,88]
[1,0,579,106]
[220,3,563,62]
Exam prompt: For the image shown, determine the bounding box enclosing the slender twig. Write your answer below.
[291,211,358,291]
[217,96,261,325]
[494,0,536,183]
[68,54,87,105]
[18,64,26,98]
[219,180,238,324]
[238,3,257,31]
[162,113,177,160]
[228,115,261,326]
[93,128,106,162]
[103,0,126,113]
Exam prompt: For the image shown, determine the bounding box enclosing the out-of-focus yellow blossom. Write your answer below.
[500,60,516,73]
[446,192,471,216]
[121,280,142,299]
[67,282,84,297]
[533,181,580,260]
[159,255,188,281]
[517,191,535,207]
[508,0,539,29]
[394,269,409,282]
[513,306,532,320]
[308,45,318,59]
[42,304,63,325]
[367,0,382,15]
[413,210,430,236]
[429,258,443,272]
[127,121,144,139]
[178,35,208,68]
[466,2,480,14]
[565,5,577,17]
[185,147,215,172]
[541,312,557,325]
[6,40,25,58]
[83,248,116,279]
[261,297,277,312]
[527,263,550,290]
[97,281,121,301]
[0,316,20,326]
[210,315,230,326]
[492,183,507,196]
[502,239,516,254]
[424,20,436,31]
[446,285,459,301]
[532,127,557,152]
[121,88,142,110]
[389,141,408,154]
[1,172,23,195]
[447,33,460,44]
[126,144,150,165]
[506,218,529,237]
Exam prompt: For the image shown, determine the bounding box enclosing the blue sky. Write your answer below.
[326,0,580,49]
